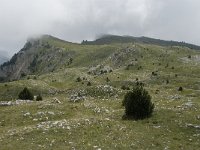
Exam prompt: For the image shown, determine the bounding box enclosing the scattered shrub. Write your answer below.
[76,77,82,82]
[122,86,154,120]
[36,94,43,101]
[87,81,91,86]
[106,77,110,82]
[166,79,169,84]
[136,81,145,87]
[152,72,157,76]
[126,66,130,70]
[18,87,34,100]
[121,85,130,90]
[178,87,183,91]
[155,89,159,94]
[69,58,73,64]
[137,66,142,70]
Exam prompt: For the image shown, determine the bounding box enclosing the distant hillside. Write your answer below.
[82,35,200,50]
[0,35,119,82]
[1,34,200,82]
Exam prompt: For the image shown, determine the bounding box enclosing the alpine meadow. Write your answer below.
[0,34,200,149]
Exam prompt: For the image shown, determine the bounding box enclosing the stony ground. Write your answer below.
[0,42,200,149]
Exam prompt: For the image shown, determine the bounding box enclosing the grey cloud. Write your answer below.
[0,0,200,57]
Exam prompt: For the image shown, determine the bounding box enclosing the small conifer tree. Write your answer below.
[18,87,34,100]
[178,86,183,91]
[36,94,43,101]
[122,86,154,120]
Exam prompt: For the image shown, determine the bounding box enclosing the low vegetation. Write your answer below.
[0,35,200,149]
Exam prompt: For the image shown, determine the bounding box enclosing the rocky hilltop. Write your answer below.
[1,34,200,82]
[0,35,74,81]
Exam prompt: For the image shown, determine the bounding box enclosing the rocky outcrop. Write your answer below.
[88,65,113,75]
[0,42,36,81]
[0,35,75,82]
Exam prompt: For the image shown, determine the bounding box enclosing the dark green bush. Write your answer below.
[152,72,157,76]
[178,86,183,91]
[122,86,154,120]
[18,87,34,100]
[76,77,82,82]
[166,79,169,84]
[87,81,91,86]
[36,94,43,101]
[106,77,110,82]
[121,85,130,90]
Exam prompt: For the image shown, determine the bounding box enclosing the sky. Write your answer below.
[0,0,200,57]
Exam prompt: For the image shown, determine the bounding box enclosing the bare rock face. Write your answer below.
[0,41,36,81]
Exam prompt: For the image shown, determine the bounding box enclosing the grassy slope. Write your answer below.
[0,41,200,149]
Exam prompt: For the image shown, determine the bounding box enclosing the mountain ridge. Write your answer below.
[82,34,200,50]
